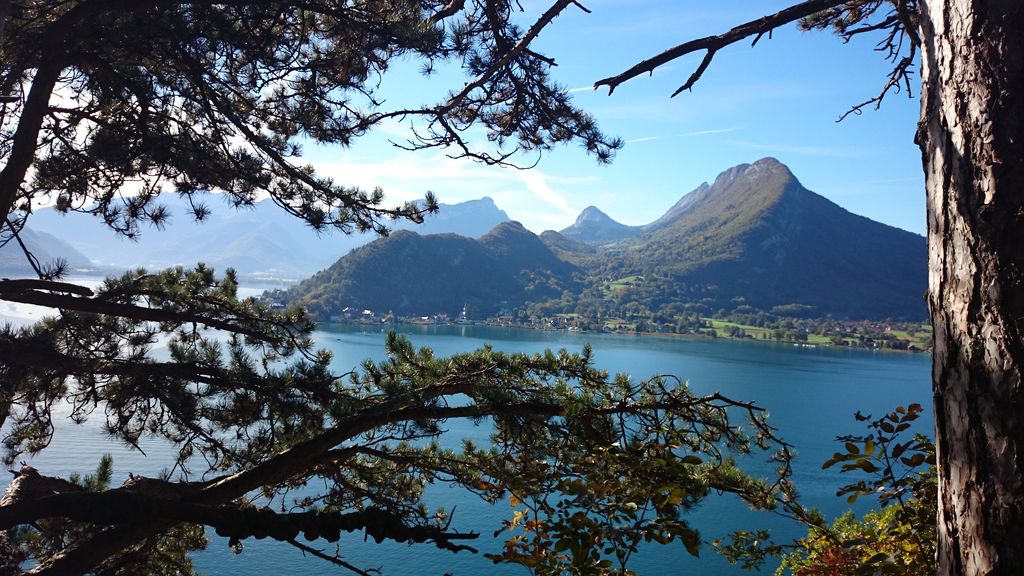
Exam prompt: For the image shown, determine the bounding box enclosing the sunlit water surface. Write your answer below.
[5,292,931,575]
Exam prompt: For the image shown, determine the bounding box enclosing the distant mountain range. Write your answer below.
[0,227,93,274]
[20,196,509,279]
[7,158,927,320]
[558,181,716,244]
[279,158,927,320]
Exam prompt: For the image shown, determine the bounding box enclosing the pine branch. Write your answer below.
[0,490,478,553]
[593,0,850,95]
[25,374,783,574]
[0,278,291,341]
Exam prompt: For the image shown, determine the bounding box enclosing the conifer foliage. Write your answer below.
[0,2,784,574]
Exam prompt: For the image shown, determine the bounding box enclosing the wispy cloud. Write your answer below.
[828,175,924,195]
[625,135,670,144]
[682,127,743,137]
[852,176,923,186]
[727,139,868,159]
[545,173,602,186]
[625,127,742,144]
[307,148,584,233]
[516,170,579,220]
[313,153,512,203]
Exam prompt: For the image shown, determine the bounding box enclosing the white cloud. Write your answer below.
[515,170,580,219]
[308,149,585,233]
[681,127,742,137]
[625,127,742,144]
[625,135,670,144]
[727,139,868,159]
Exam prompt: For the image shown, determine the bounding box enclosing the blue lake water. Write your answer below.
[16,322,932,575]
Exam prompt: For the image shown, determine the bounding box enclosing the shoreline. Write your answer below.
[321,319,932,356]
[0,272,930,356]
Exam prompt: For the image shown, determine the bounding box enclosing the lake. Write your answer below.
[13,318,932,575]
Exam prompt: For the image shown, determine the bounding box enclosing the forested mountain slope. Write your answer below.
[280,159,927,320]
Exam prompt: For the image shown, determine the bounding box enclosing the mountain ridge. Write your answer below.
[28,196,510,279]
[281,158,926,321]
[279,222,579,318]
[0,227,94,273]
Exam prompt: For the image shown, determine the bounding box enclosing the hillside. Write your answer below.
[282,158,926,321]
[538,230,597,266]
[278,222,579,318]
[0,227,94,273]
[28,196,509,279]
[593,158,927,319]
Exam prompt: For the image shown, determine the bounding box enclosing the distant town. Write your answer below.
[313,302,931,353]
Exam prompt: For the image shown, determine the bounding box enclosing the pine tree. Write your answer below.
[0,2,789,574]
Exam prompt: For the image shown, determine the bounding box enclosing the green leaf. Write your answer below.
[908,453,926,467]
[866,551,889,563]
[892,441,910,459]
[682,530,701,557]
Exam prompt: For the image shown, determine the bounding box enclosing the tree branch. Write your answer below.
[593,0,849,95]
[0,467,82,508]
[836,50,915,121]
[0,490,478,553]
[0,61,62,222]
[428,0,466,25]
[0,280,265,339]
[0,278,94,297]
[285,539,381,576]
[441,0,581,114]
[22,351,781,575]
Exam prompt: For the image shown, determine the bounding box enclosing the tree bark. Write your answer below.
[917,1,1024,575]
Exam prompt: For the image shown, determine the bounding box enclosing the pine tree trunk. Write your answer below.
[917,2,1024,575]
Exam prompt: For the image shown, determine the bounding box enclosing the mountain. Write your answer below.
[413,197,510,237]
[28,196,509,279]
[559,206,639,244]
[280,158,926,321]
[277,221,579,318]
[0,227,93,273]
[643,182,712,231]
[538,230,597,266]
[597,158,927,319]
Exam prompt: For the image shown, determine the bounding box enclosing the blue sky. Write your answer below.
[304,0,925,236]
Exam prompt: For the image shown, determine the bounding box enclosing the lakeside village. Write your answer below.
[304,303,932,353]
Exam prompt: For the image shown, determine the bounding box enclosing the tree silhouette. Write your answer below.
[0,2,791,574]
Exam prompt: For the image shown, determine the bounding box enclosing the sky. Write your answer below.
[303,0,926,236]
